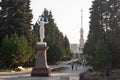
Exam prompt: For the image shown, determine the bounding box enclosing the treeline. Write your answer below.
[33,9,73,64]
[84,0,120,70]
[0,0,72,69]
[0,0,34,69]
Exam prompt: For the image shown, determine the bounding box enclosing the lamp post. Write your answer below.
[102,11,112,77]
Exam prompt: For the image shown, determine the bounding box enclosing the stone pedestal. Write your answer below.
[31,43,50,76]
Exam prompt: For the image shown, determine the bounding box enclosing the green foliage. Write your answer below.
[84,34,96,64]
[63,35,73,57]
[0,0,33,43]
[84,0,106,64]
[94,39,111,70]
[0,35,12,69]
[47,44,65,64]
[84,0,110,70]
[44,9,69,64]
[108,0,120,68]
[84,0,120,70]
[0,0,34,69]
[31,33,39,47]
[0,33,33,69]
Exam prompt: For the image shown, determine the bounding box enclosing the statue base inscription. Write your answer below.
[31,43,50,76]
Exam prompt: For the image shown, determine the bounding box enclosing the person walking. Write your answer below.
[71,62,74,70]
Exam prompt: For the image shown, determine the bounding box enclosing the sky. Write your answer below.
[30,0,93,44]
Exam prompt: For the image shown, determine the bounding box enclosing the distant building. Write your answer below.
[70,44,80,58]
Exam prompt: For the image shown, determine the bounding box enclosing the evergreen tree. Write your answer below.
[109,0,120,68]
[0,33,33,69]
[84,0,111,70]
[84,0,120,69]
[0,0,33,43]
[0,35,12,69]
[94,39,111,70]
[44,9,66,64]
[64,35,73,57]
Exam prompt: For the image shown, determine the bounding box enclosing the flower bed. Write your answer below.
[79,72,120,80]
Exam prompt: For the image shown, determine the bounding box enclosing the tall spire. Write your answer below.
[80,9,83,39]
[81,10,83,28]
[79,9,84,54]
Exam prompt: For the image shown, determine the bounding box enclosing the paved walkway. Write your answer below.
[0,64,89,80]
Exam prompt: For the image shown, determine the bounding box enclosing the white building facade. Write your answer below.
[70,44,80,58]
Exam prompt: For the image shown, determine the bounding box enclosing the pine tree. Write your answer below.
[94,39,111,70]
[84,0,111,70]
[0,33,33,69]
[44,9,66,63]
[0,35,12,69]
[0,0,33,43]
[0,0,33,69]
[109,0,120,68]
[84,0,120,69]
[64,35,73,57]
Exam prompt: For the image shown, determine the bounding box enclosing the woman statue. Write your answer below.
[37,16,48,42]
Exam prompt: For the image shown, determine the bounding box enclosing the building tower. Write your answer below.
[79,10,84,54]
